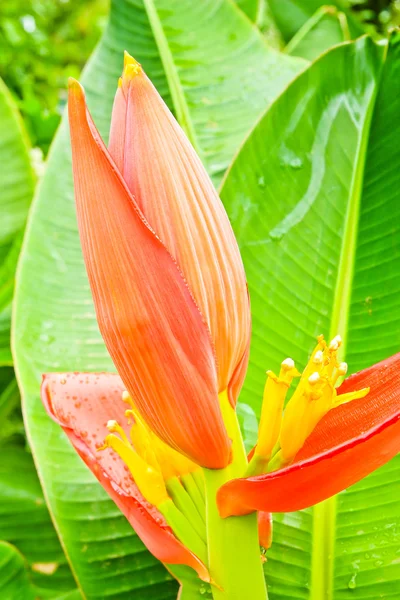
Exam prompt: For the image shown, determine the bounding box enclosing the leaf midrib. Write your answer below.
[142,0,202,156]
[309,43,387,600]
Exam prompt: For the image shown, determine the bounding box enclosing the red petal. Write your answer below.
[109,68,250,400]
[297,352,400,459]
[68,81,230,468]
[217,354,400,515]
[41,372,210,581]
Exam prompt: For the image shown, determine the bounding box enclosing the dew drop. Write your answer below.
[289,157,303,169]
[348,573,357,589]
[269,230,284,242]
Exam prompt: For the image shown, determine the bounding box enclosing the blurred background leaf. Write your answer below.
[0,0,108,154]
[264,0,400,43]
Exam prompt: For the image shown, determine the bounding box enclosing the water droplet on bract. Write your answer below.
[199,584,206,595]
[348,573,357,589]
[375,560,383,567]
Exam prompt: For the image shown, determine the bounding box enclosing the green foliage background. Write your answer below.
[1,1,400,599]
[0,0,107,153]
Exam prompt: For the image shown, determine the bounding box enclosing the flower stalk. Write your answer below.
[203,395,267,600]
[204,468,267,600]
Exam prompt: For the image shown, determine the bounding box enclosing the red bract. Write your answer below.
[217,353,400,516]
[41,373,210,581]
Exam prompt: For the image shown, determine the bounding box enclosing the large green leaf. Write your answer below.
[0,541,35,600]
[0,539,79,600]
[143,0,304,183]
[0,76,75,599]
[0,444,79,598]
[0,77,35,366]
[235,0,262,22]
[221,34,400,599]
[13,1,304,598]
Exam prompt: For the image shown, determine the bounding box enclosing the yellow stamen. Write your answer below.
[258,362,299,459]
[99,433,168,507]
[333,387,369,407]
[125,409,160,470]
[246,360,299,476]
[106,419,131,446]
[123,391,198,480]
[151,433,199,481]
[278,335,369,464]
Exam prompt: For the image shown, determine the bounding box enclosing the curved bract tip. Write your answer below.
[122,51,142,81]
[68,77,84,95]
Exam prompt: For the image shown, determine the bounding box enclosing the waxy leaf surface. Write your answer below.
[12,0,304,597]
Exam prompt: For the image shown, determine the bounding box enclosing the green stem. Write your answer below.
[310,497,337,600]
[203,468,267,600]
[246,453,270,477]
[203,393,267,599]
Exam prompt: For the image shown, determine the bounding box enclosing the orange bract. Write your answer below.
[68,79,232,468]
[109,55,250,401]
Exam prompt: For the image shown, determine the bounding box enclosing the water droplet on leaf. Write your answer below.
[348,573,357,589]
[258,176,266,189]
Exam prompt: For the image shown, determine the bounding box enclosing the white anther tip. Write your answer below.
[338,362,348,375]
[329,335,342,350]
[107,419,118,430]
[313,350,324,364]
[308,372,321,385]
[281,357,295,370]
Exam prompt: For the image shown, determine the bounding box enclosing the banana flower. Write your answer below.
[41,53,400,598]
[65,53,250,471]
